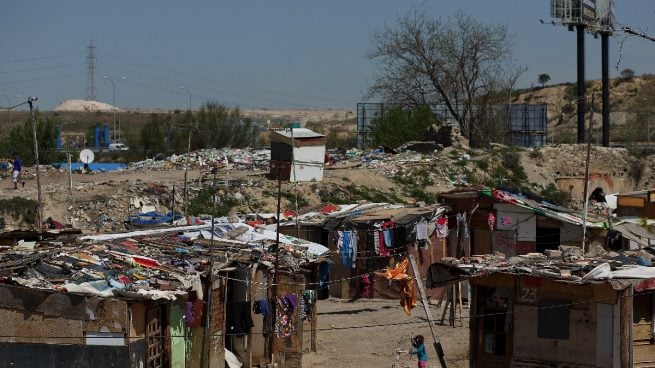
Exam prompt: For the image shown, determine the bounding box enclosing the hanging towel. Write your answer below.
[416,221,428,240]
[319,261,331,288]
[436,217,449,238]
[350,230,358,268]
[360,274,371,298]
[373,230,380,255]
[383,228,394,247]
[379,231,390,257]
[253,299,270,316]
[341,231,351,268]
[275,295,296,338]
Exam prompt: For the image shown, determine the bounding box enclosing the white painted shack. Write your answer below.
[270,128,326,182]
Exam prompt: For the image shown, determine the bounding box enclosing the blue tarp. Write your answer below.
[53,162,127,172]
[125,212,183,226]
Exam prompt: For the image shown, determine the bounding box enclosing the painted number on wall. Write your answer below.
[519,287,537,303]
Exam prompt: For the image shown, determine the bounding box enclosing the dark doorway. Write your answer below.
[536,227,560,253]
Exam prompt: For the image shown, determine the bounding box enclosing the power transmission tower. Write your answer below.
[86,39,97,101]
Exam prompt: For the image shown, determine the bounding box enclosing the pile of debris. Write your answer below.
[128,148,271,172]
[434,246,655,286]
[0,222,329,300]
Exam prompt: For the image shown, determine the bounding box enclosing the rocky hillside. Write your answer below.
[514,75,655,144]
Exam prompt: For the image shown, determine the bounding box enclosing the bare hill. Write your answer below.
[54,99,118,112]
[515,75,655,144]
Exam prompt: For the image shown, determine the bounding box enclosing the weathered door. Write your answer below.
[633,291,655,367]
[474,286,512,368]
[146,306,164,368]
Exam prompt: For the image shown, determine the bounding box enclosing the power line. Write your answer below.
[0,63,84,74]
[97,51,354,106]
[0,52,84,64]
[0,72,86,86]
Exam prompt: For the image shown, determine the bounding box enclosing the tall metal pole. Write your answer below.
[102,76,116,142]
[582,93,595,252]
[601,33,610,147]
[28,97,43,229]
[180,86,192,218]
[0,94,10,126]
[201,168,217,368]
[576,24,586,144]
[269,164,282,364]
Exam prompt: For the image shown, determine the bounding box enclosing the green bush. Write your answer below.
[540,183,569,205]
[188,187,241,217]
[501,151,527,181]
[0,197,38,225]
[475,159,489,171]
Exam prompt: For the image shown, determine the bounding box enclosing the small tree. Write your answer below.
[368,105,438,148]
[140,113,169,155]
[538,73,551,87]
[367,8,524,147]
[4,116,59,164]
[621,68,635,80]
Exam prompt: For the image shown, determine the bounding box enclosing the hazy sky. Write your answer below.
[1,1,654,110]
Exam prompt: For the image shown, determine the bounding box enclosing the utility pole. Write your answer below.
[180,86,192,218]
[201,168,217,368]
[601,32,611,146]
[28,97,43,229]
[269,164,283,365]
[576,24,586,144]
[101,76,116,142]
[582,93,595,252]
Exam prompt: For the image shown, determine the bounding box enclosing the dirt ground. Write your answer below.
[302,298,470,368]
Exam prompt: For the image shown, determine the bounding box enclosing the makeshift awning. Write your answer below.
[613,222,655,247]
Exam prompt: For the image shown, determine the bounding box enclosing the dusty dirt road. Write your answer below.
[302,298,469,368]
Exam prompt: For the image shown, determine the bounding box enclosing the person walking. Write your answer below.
[11,154,25,189]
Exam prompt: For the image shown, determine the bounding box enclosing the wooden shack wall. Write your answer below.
[209,277,226,368]
[0,284,141,367]
[272,271,306,368]
[251,269,269,367]
[470,274,620,368]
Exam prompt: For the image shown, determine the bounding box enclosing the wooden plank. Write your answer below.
[512,304,596,366]
[618,196,646,208]
[634,324,654,341]
[634,344,655,365]
[408,254,447,368]
[596,303,614,368]
[620,288,633,368]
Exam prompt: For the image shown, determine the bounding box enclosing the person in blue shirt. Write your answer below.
[409,335,428,368]
[11,154,24,189]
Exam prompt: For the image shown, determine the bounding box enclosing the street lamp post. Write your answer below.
[179,86,192,217]
[0,94,11,126]
[102,76,116,142]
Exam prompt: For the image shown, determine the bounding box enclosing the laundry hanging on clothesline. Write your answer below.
[436,216,449,238]
[274,293,297,338]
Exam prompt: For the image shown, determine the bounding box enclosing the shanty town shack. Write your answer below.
[0,221,328,368]
[269,128,326,182]
[438,188,611,258]
[430,253,655,368]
